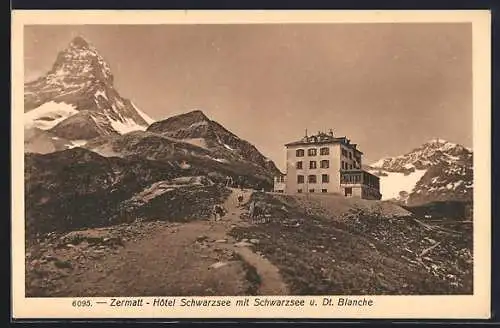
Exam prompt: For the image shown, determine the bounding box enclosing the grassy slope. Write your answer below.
[25,148,232,239]
[230,192,472,295]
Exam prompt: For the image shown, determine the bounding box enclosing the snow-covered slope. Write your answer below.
[24,36,155,153]
[132,102,155,125]
[24,101,79,130]
[370,169,428,202]
[367,139,473,205]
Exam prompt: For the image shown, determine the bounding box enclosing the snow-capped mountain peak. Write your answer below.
[69,35,91,49]
[369,138,471,173]
[421,138,470,153]
[24,36,156,153]
[367,138,473,205]
[43,36,114,87]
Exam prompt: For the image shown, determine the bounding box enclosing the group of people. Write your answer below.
[211,189,268,222]
[211,190,245,221]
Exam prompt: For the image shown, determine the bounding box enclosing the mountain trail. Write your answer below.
[49,188,288,297]
[217,188,289,295]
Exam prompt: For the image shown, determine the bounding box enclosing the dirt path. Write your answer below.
[217,189,289,295]
[49,188,288,297]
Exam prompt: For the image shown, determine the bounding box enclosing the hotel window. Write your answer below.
[296,149,305,157]
[348,152,352,159]
[308,175,317,183]
[296,161,303,169]
[342,149,348,157]
[309,161,317,169]
[320,160,329,169]
[349,164,353,170]
[320,147,329,155]
[297,189,303,193]
[322,174,329,183]
[297,175,304,184]
[309,189,315,193]
[322,189,328,193]
[308,148,317,156]
[341,161,345,170]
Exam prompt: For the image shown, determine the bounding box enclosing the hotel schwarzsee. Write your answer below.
[274,130,381,200]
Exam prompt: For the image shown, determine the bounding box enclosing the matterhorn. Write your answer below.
[24,36,154,153]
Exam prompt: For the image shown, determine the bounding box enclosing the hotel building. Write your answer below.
[274,130,381,200]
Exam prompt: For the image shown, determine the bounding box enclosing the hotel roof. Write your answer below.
[284,132,363,154]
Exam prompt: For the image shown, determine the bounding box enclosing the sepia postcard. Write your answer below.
[11,10,491,319]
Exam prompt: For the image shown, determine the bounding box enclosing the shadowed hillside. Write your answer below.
[230,192,472,295]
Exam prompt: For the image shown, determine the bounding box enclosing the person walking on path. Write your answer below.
[248,200,256,219]
[212,204,226,221]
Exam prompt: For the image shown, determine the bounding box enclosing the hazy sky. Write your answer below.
[24,24,472,170]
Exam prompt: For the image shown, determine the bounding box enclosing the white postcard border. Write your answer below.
[11,10,491,319]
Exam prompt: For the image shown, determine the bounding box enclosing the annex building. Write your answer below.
[274,130,382,200]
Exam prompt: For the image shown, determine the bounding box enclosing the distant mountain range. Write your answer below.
[366,139,473,206]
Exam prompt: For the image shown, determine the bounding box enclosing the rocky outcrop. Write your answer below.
[148,110,281,176]
[24,147,230,238]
